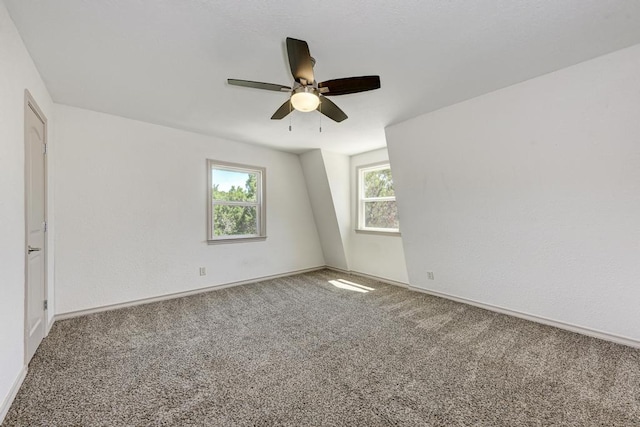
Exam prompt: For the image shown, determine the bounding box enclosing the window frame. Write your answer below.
[356,161,400,235]
[207,159,267,244]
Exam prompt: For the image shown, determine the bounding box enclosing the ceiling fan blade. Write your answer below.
[271,99,292,120]
[228,79,291,92]
[286,37,314,84]
[317,96,348,122]
[318,76,381,96]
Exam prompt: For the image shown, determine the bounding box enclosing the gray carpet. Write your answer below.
[3,270,639,426]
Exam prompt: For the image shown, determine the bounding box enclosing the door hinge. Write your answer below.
[44,300,48,310]
[43,143,47,155]
[43,221,47,232]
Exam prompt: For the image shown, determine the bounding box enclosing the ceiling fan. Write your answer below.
[228,37,381,123]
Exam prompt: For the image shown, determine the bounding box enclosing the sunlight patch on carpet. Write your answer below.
[328,279,375,293]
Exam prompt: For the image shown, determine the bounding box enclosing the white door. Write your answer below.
[25,96,47,363]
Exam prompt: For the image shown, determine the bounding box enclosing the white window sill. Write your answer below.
[207,236,267,245]
[355,229,401,237]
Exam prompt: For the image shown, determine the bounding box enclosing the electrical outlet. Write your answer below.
[427,271,435,280]
[199,267,206,276]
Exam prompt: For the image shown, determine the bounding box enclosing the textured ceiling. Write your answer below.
[5,0,640,154]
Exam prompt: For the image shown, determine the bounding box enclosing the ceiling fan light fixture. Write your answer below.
[291,86,320,112]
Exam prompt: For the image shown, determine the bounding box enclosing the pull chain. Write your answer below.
[319,100,322,133]
[288,101,292,131]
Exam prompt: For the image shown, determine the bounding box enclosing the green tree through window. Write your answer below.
[358,163,399,231]
[208,162,265,241]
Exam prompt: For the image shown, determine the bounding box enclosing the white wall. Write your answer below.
[321,151,352,268]
[349,148,409,284]
[298,148,409,284]
[0,0,55,420]
[387,44,640,342]
[299,150,349,270]
[54,105,324,314]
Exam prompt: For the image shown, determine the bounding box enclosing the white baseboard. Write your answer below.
[55,266,325,321]
[52,264,639,349]
[324,265,350,275]
[326,267,639,349]
[46,316,55,336]
[408,285,640,349]
[0,366,27,425]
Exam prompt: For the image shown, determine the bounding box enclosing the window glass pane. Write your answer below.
[213,205,258,236]
[363,168,394,198]
[212,169,258,202]
[365,201,399,229]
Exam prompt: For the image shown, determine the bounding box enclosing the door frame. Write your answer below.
[23,89,49,365]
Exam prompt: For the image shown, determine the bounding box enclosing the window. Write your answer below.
[357,162,399,233]
[207,160,266,243]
